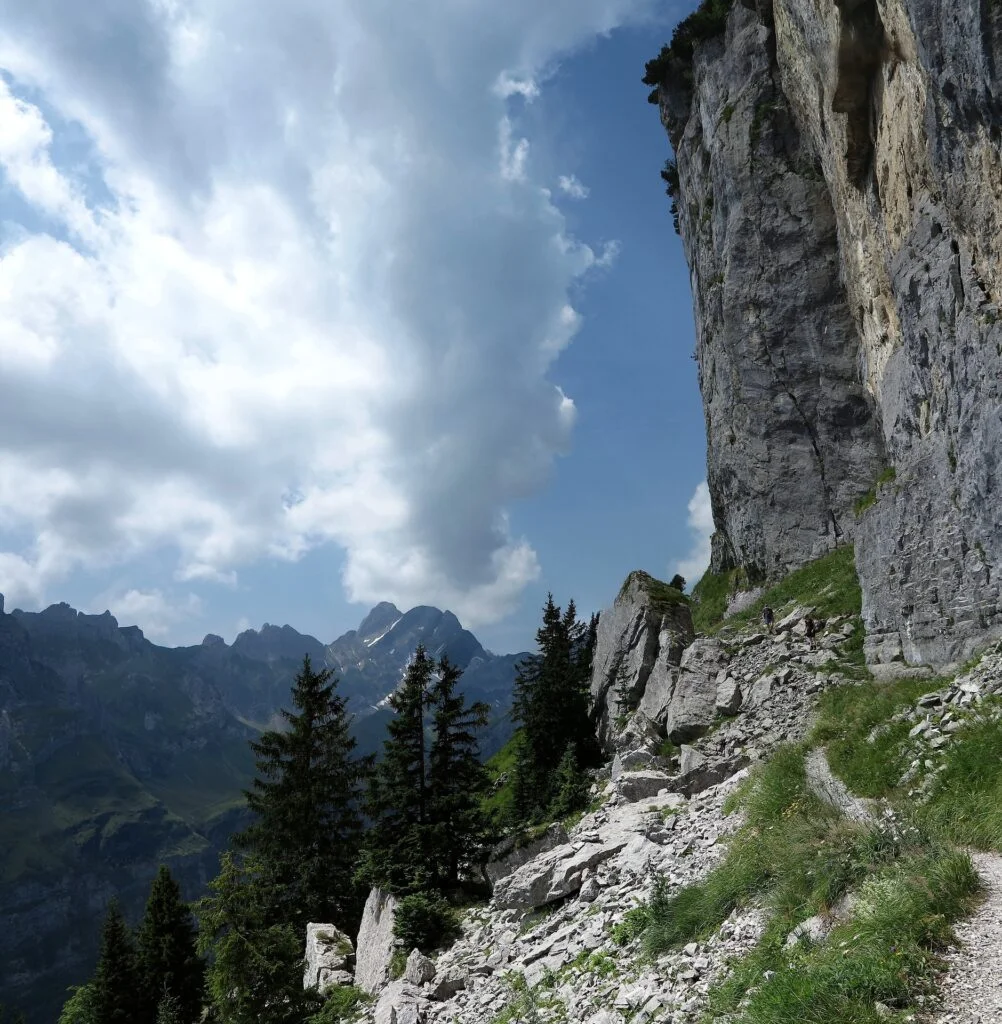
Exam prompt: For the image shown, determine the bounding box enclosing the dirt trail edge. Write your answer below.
[931,852,1002,1024]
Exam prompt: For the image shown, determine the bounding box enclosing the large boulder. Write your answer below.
[663,639,730,744]
[303,923,354,994]
[674,748,751,796]
[715,676,743,715]
[589,574,694,750]
[373,979,428,1024]
[404,949,436,986]
[613,770,674,802]
[610,749,654,781]
[485,823,569,885]
[492,838,629,910]
[355,888,400,995]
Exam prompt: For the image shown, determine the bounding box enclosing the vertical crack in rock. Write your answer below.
[757,333,843,541]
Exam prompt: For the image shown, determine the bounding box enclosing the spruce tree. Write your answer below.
[196,852,319,1024]
[58,985,97,1024]
[547,742,590,820]
[427,656,491,888]
[236,654,367,931]
[136,865,204,1024]
[510,596,600,823]
[358,646,435,892]
[155,994,182,1024]
[92,900,140,1024]
[507,731,539,827]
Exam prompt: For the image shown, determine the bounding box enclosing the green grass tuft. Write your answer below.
[922,709,1002,849]
[854,467,897,516]
[618,570,689,612]
[724,845,980,1024]
[811,676,948,797]
[693,546,862,637]
[690,567,741,633]
[637,744,980,1024]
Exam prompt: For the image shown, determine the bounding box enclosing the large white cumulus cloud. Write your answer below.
[0,0,655,625]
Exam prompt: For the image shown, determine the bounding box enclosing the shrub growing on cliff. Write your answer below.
[661,159,682,235]
[308,986,367,1024]
[393,891,460,953]
[642,0,736,101]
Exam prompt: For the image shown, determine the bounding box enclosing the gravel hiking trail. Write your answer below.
[931,852,1002,1024]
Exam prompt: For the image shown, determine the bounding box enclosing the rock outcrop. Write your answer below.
[589,574,694,751]
[656,0,1002,667]
[485,823,570,885]
[355,888,399,995]
[304,923,355,994]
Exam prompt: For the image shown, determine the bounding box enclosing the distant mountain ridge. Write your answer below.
[0,594,526,1024]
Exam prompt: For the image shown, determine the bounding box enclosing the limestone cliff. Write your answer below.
[654,0,1002,667]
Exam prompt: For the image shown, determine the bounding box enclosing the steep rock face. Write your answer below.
[661,4,888,583]
[589,576,695,750]
[659,0,1002,665]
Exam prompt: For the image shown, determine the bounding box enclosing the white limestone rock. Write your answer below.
[303,922,354,994]
[355,888,400,995]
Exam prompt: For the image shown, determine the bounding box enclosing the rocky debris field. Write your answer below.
[320,604,875,1024]
[364,779,761,1024]
[878,644,1002,800]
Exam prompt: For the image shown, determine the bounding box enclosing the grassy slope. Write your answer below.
[628,550,998,1024]
[814,663,1002,850]
[692,546,866,670]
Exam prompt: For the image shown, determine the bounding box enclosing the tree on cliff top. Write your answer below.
[236,654,369,932]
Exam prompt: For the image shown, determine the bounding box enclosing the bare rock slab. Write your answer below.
[664,639,730,744]
[356,888,399,995]
[491,839,629,911]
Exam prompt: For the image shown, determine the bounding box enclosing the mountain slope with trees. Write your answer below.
[0,597,526,1024]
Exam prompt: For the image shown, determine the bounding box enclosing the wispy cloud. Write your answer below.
[99,588,204,639]
[558,174,589,199]
[672,481,714,586]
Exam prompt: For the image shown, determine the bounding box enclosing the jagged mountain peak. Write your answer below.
[357,601,403,641]
[231,622,327,664]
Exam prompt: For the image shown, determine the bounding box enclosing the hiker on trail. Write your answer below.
[804,616,817,648]
[763,606,774,634]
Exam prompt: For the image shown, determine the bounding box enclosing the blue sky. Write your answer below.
[0,0,710,654]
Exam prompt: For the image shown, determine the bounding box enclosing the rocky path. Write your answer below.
[931,852,1002,1024]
